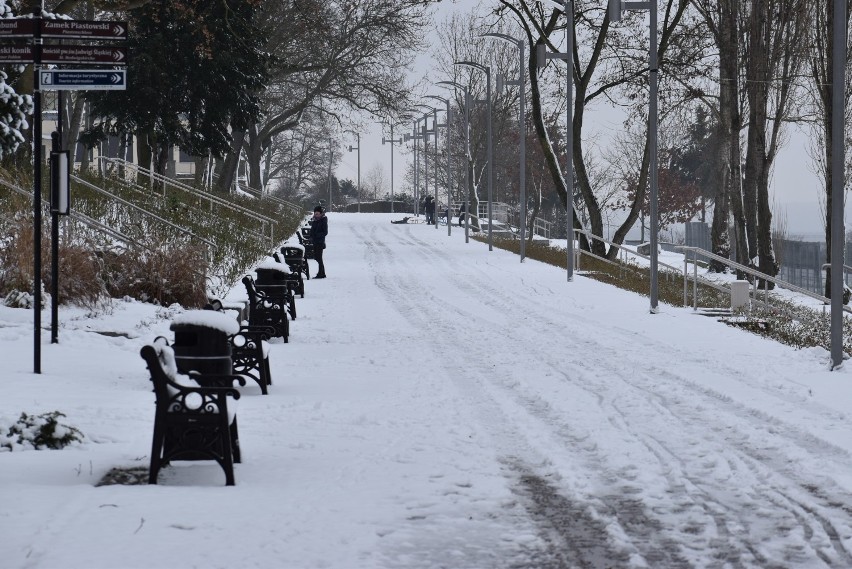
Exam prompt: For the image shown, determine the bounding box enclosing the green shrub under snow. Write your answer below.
[1,411,84,451]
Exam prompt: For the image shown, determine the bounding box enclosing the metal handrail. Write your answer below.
[575,228,684,276]
[0,175,140,248]
[91,162,272,245]
[678,246,842,310]
[235,182,303,215]
[69,210,141,247]
[71,174,216,252]
[98,157,278,244]
[570,228,775,311]
[821,263,852,274]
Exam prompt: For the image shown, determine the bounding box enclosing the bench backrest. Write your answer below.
[140,340,239,419]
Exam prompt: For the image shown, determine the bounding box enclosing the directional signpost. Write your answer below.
[0,17,129,372]
[0,18,36,37]
[0,44,33,63]
[41,45,126,65]
[40,69,127,90]
[40,19,127,40]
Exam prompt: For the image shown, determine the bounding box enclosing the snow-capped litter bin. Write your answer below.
[170,310,239,377]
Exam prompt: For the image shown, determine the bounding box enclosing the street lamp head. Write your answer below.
[454,60,489,76]
[537,0,568,11]
[436,80,463,90]
[425,94,448,104]
[480,32,522,47]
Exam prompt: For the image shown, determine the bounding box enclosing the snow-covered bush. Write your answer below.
[1,411,84,451]
[3,289,36,308]
[0,69,33,159]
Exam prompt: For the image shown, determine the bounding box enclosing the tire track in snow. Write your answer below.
[356,224,679,567]
[355,223,852,567]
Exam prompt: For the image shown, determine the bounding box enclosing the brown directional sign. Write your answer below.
[40,20,128,40]
[0,19,36,37]
[41,45,127,65]
[0,44,34,63]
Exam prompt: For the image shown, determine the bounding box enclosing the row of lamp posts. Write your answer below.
[348,0,662,314]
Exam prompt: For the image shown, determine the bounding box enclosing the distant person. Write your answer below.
[458,202,467,226]
[425,196,435,225]
[310,205,328,278]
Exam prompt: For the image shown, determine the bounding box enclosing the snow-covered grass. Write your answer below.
[4,213,852,568]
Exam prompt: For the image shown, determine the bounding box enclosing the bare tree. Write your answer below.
[431,12,522,233]
[497,0,694,260]
[739,0,810,284]
[362,162,389,201]
[269,114,337,201]
[805,0,852,298]
[220,0,434,193]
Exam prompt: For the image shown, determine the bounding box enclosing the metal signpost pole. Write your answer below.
[33,17,42,373]
[3,16,130,370]
[609,0,657,310]
[649,0,659,312]
[830,0,845,368]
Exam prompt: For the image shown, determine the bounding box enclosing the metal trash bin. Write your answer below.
[255,261,298,319]
[170,310,240,377]
[255,265,291,287]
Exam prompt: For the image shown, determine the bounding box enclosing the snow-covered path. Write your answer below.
[4,213,852,568]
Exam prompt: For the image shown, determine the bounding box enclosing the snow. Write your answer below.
[255,258,291,273]
[3,213,852,568]
[169,309,240,336]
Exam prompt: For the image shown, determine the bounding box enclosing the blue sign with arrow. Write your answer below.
[39,69,126,91]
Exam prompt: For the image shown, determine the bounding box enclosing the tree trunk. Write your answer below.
[710,0,741,272]
[246,124,263,192]
[63,94,85,153]
[136,131,153,187]
[215,128,246,194]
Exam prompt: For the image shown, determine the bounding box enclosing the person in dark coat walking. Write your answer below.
[310,205,328,278]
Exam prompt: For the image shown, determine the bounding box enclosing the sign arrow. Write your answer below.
[40,69,127,91]
[40,46,127,65]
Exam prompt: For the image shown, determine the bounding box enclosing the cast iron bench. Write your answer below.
[205,299,274,395]
[140,337,244,486]
[279,244,309,296]
[296,227,315,261]
[242,274,290,342]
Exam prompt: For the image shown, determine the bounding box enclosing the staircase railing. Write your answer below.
[677,246,850,313]
[98,157,277,247]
